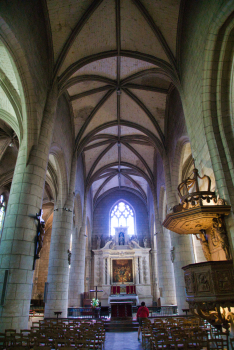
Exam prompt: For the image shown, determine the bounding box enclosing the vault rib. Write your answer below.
[58,50,176,88]
[60,75,116,94]
[123,83,167,94]
[93,174,117,203]
[77,120,164,156]
[86,142,116,183]
[75,89,115,149]
[121,141,154,182]
[121,173,147,201]
[87,161,153,192]
[70,85,114,101]
[84,137,118,152]
[123,88,165,146]
[120,67,171,85]
[133,0,178,74]
[53,0,104,80]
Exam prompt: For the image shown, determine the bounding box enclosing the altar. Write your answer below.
[110,302,132,319]
[93,228,152,307]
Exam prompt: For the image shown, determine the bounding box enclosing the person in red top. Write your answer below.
[136,301,149,340]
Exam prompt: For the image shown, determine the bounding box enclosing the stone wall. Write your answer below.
[93,190,150,249]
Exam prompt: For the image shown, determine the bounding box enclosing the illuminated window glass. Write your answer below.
[110,201,135,236]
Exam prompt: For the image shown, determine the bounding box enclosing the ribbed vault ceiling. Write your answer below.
[47,0,181,205]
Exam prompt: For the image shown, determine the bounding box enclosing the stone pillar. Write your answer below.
[134,257,139,285]
[44,156,77,318]
[103,258,106,285]
[163,154,194,314]
[145,255,151,285]
[0,86,58,331]
[153,193,176,305]
[68,193,87,307]
[85,255,91,292]
[150,250,158,302]
[107,258,111,285]
[139,257,143,284]
[68,226,78,306]
[31,258,40,299]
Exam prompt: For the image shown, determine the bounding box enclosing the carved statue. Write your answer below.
[119,232,125,245]
[131,235,139,245]
[105,236,111,244]
[212,217,231,260]
[194,232,211,261]
[109,237,116,250]
[130,240,140,249]
[36,221,45,258]
[217,198,226,205]
[67,249,72,265]
[96,235,101,249]
[143,237,148,248]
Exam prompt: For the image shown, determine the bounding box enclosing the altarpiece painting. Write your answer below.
[112,259,133,283]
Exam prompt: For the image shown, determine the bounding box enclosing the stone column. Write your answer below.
[144,255,151,285]
[139,257,143,284]
[44,156,77,318]
[107,258,111,285]
[0,86,58,331]
[31,258,40,299]
[163,154,194,314]
[150,250,158,302]
[153,193,176,305]
[85,255,91,292]
[103,258,106,285]
[134,257,139,285]
[68,193,87,307]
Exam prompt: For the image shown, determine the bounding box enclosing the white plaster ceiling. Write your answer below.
[47,0,181,204]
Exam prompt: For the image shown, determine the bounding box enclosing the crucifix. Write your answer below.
[90,286,103,300]
[33,209,45,270]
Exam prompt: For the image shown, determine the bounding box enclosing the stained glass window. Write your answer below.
[110,201,135,236]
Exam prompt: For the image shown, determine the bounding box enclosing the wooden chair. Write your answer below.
[20,329,31,336]
[5,329,16,336]
[75,338,92,349]
[34,336,50,347]
[0,334,7,350]
[55,338,71,347]
[152,336,181,350]
[207,338,225,350]
[142,325,152,349]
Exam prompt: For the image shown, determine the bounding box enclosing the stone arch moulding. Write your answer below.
[86,216,91,249]
[49,145,69,209]
[109,199,137,238]
[73,193,83,238]
[0,109,21,141]
[202,4,234,205]
[94,186,147,209]
[0,17,38,156]
[171,136,191,200]
[158,186,166,223]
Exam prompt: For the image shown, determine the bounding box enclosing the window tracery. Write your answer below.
[110,201,135,236]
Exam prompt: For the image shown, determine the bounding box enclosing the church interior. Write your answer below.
[1,0,234,347]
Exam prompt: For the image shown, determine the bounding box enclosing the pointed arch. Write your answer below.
[109,199,136,237]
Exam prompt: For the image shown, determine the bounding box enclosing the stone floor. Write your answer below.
[105,332,143,350]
